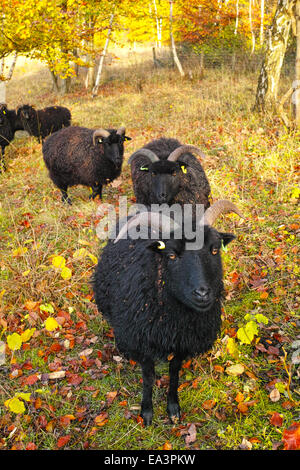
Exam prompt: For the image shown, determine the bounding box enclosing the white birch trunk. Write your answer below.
[169,0,184,77]
[255,0,296,110]
[0,52,17,103]
[92,13,114,97]
[234,0,239,35]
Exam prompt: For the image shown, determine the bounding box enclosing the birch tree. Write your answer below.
[169,0,185,76]
[295,0,300,127]
[254,0,296,110]
[92,12,115,97]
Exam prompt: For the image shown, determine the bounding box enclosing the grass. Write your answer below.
[0,49,299,450]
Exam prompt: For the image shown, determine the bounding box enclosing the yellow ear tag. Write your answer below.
[181,165,187,174]
[157,241,165,250]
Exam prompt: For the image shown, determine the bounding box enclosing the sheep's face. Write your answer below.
[147,226,235,312]
[0,105,8,126]
[18,105,35,121]
[140,160,186,204]
[98,130,131,169]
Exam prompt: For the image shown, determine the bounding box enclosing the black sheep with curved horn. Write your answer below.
[42,125,131,204]
[93,200,244,425]
[128,137,211,209]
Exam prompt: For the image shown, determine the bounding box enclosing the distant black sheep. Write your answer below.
[129,137,211,210]
[93,200,244,425]
[0,104,19,171]
[42,126,131,204]
[17,104,71,143]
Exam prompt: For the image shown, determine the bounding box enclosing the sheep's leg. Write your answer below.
[60,187,72,205]
[167,355,182,423]
[89,183,103,200]
[140,359,155,426]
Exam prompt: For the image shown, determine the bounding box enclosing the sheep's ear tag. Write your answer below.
[221,240,228,252]
[140,166,149,171]
[3,110,6,114]
[157,240,165,250]
[181,165,187,174]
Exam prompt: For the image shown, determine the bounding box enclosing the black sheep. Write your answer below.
[17,104,71,143]
[0,104,18,171]
[42,125,131,204]
[129,137,211,210]
[93,200,244,425]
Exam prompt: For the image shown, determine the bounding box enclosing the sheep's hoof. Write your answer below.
[140,409,153,427]
[167,403,181,424]
[62,195,72,205]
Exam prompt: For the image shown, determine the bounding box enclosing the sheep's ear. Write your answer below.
[147,240,166,253]
[124,135,131,141]
[219,232,236,247]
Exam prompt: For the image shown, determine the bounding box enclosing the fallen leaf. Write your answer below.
[270,412,283,427]
[270,388,280,402]
[7,333,22,351]
[185,423,197,446]
[57,435,71,448]
[282,422,300,450]
[44,317,60,332]
[94,412,108,427]
[225,364,245,376]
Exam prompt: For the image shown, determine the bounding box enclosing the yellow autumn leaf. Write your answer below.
[15,392,31,402]
[22,269,31,277]
[73,248,88,259]
[87,253,98,265]
[226,337,239,358]
[20,328,36,343]
[61,267,72,280]
[78,239,92,246]
[52,255,66,269]
[0,289,5,300]
[4,397,26,414]
[12,246,28,257]
[44,317,60,332]
[7,333,22,351]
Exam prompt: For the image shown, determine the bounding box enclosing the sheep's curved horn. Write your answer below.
[201,200,244,226]
[167,145,207,162]
[128,148,160,165]
[92,129,110,145]
[116,126,126,135]
[114,211,179,243]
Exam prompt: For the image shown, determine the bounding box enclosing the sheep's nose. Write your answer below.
[158,192,167,202]
[193,286,211,300]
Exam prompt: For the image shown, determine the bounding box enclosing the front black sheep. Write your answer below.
[93,200,244,425]
[129,137,211,210]
[42,126,131,204]
[17,104,71,143]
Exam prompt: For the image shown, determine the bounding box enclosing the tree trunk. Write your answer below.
[169,0,184,76]
[0,52,17,103]
[295,0,300,127]
[255,0,296,111]
[260,0,265,45]
[92,13,114,97]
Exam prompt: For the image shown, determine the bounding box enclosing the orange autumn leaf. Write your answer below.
[57,435,71,448]
[235,392,244,403]
[270,412,283,427]
[162,441,172,450]
[282,422,300,450]
[237,402,248,414]
[202,399,216,410]
[260,291,269,299]
[94,412,108,427]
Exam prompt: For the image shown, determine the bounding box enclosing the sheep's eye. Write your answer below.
[169,253,177,260]
[152,171,157,176]
[211,247,219,255]
[172,171,177,176]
